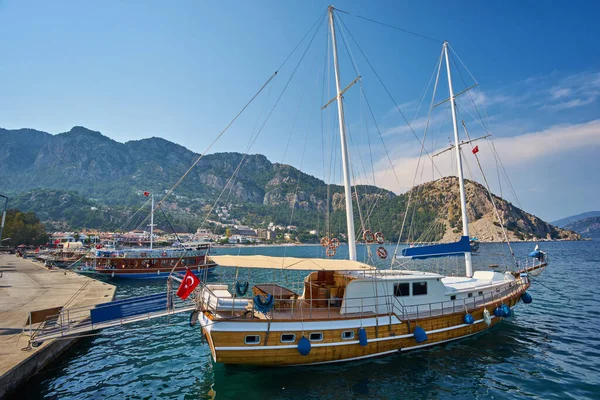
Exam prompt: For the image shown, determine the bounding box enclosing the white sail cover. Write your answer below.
[209,255,375,271]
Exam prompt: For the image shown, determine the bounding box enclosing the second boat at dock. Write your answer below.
[89,243,216,279]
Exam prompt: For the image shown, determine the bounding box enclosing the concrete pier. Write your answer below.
[0,254,116,398]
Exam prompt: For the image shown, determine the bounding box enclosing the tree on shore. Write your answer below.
[2,209,48,246]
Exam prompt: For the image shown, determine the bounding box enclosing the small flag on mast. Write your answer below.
[143,191,150,196]
[472,146,479,155]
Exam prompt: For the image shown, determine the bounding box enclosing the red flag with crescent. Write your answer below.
[176,270,200,300]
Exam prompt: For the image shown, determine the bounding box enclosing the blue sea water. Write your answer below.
[10,241,600,399]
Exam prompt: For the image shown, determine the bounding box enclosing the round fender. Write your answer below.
[521,292,533,304]
[483,309,492,325]
[413,326,428,343]
[298,336,311,356]
[464,313,474,324]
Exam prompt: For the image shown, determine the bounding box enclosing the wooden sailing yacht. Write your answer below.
[192,6,546,365]
[90,193,216,279]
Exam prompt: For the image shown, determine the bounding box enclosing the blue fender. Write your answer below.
[494,307,504,318]
[298,336,311,356]
[414,326,428,343]
[358,327,368,347]
[521,292,533,304]
[464,313,474,324]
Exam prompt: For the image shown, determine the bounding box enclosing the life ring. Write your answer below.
[375,231,385,244]
[161,251,167,257]
[140,252,147,257]
[483,308,492,325]
[320,237,330,248]
[329,238,340,248]
[326,247,336,257]
[362,230,374,243]
[376,246,388,259]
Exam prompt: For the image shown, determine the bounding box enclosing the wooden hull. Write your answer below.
[201,283,527,366]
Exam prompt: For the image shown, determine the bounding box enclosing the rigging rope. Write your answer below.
[344,11,443,44]
[135,10,328,230]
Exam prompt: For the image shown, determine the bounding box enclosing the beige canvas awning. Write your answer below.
[209,255,375,271]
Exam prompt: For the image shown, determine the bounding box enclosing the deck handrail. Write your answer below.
[199,275,529,321]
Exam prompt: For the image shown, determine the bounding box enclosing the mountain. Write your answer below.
[552,211,600,228]
[563,217,600,238]
[0,126,579,242]
[396,177,578,242]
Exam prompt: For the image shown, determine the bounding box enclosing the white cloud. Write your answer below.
[368,119,600,194]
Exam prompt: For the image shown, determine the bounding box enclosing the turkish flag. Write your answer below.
[143,191,150,196]
[472,146,479,155]
[176,270,201,300]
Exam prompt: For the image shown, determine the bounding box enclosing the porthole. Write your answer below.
[244,335,261,345]
[309,332,323,342]
[341,331,354,340]
[280,333,296,343]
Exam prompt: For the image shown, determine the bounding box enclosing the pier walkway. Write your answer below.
[0,254,116,398]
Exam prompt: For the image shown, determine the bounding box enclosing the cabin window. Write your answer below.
[280,333,296,343]
[467,292,473,298]
[151,259,159,267]
[341,331,355,340]
[309,332,323,342]
[412,282,428,296]
[478,291,483,296]
[450,295,456,301]
[187,258,196,265]
[394,283,410,297]
[244,335,261,345]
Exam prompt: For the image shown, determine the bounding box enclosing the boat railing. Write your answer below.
[93,249,208,259]
[28,292,195,343]
[513,255,548,273]
[405,277,529,321]
[198,275,529,322]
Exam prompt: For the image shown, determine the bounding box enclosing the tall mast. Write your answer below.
[150,193,154,250]
[444,41,473,277]
[328,5,357,261]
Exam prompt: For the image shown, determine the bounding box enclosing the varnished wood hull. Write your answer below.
[201,283,527,366]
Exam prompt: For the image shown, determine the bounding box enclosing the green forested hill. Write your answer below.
[0,126,579,242]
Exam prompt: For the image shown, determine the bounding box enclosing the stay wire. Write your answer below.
[158,204,182,245]
[140,9,327,227]
[337,14,444,179]
[347,12,443,44]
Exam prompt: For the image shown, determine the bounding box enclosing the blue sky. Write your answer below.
[0,1,598,221]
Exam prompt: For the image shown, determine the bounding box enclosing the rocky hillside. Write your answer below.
[0,126,388,209]
[563,217,600,238]
[399,177,579,242]
[0,126,578,241]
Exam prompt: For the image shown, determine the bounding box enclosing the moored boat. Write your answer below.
[91,243,216,279]
[189,6,545,366]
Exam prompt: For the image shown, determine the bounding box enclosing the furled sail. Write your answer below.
[402,236,471,259]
